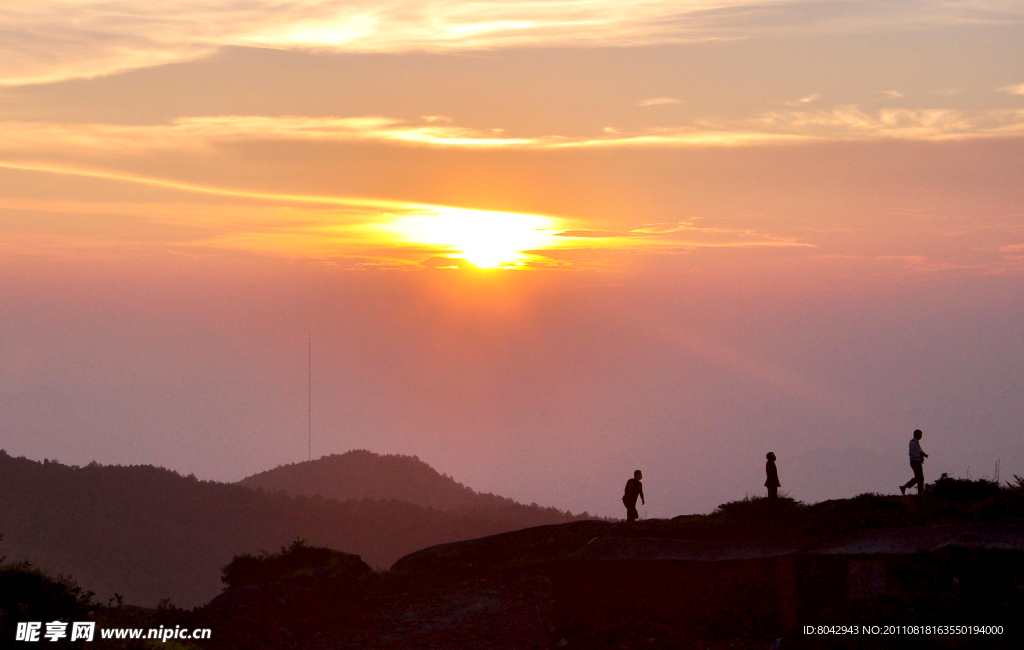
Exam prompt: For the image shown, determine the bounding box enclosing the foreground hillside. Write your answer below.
[0,451,580,607]
[191,479,1024,649]
[5,475,1023,648]
[239,450,586,524]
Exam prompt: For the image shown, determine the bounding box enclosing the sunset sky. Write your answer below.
[2,1,1023,516]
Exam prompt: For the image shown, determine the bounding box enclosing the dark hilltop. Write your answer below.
[5,463,1023,649]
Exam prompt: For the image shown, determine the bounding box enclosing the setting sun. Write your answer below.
[4,2,1024,644]
[383,208,562,268]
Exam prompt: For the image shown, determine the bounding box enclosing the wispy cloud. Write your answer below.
[637,97,683,107]
[985,242,1024,275]
[0,161,570,266]
[0,161,813,266]
[751,105,1024,141]
[880,90,904,99]
[3,1,1024,85]
[555,221,813,250]
[4,106,1024,165]
[999,83,1024,95]
[783,93,821,106]
[2,158,815,268]
[0,0,791,85]
[0,159,428,211]
[876,255,981,274]
[0,117,538,155]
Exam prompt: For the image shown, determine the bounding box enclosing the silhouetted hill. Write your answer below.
[190,483,1024,650]
[8,458,1023,649]
[0,451,580,608]
[238,451,580,526]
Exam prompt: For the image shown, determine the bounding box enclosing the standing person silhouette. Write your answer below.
[765,452,781,499]
[622,470,645,523]
[900,429,928,495]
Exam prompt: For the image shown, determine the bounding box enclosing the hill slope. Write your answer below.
[192,484,1024,650]
[238,450,582,523]
[0,451,579,608]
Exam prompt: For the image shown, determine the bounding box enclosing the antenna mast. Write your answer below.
[307,333,311,462]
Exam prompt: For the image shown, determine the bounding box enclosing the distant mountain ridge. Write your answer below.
[238,450,564,519]
[0,450,583,608]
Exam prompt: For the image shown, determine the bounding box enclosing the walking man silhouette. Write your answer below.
[765,452,781,499]
[622,470,645,523]
[900,429,928,495]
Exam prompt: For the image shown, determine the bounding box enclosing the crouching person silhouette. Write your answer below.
[765,452,781,499]
[622,470,645,523]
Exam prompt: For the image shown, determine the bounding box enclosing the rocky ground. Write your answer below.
[131,486,1024,649]
[187,518,799,650]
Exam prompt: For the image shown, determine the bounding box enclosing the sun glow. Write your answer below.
[384,208,561,268]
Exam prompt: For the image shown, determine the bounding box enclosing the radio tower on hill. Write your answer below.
[307,333,311,462]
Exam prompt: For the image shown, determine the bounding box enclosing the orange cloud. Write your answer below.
[0,161,812,266]
[4,1,1023,85]
[0,1,785,85]
[5,107,1024,166]
[637,98,683,107]
[750,106,1024,141]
